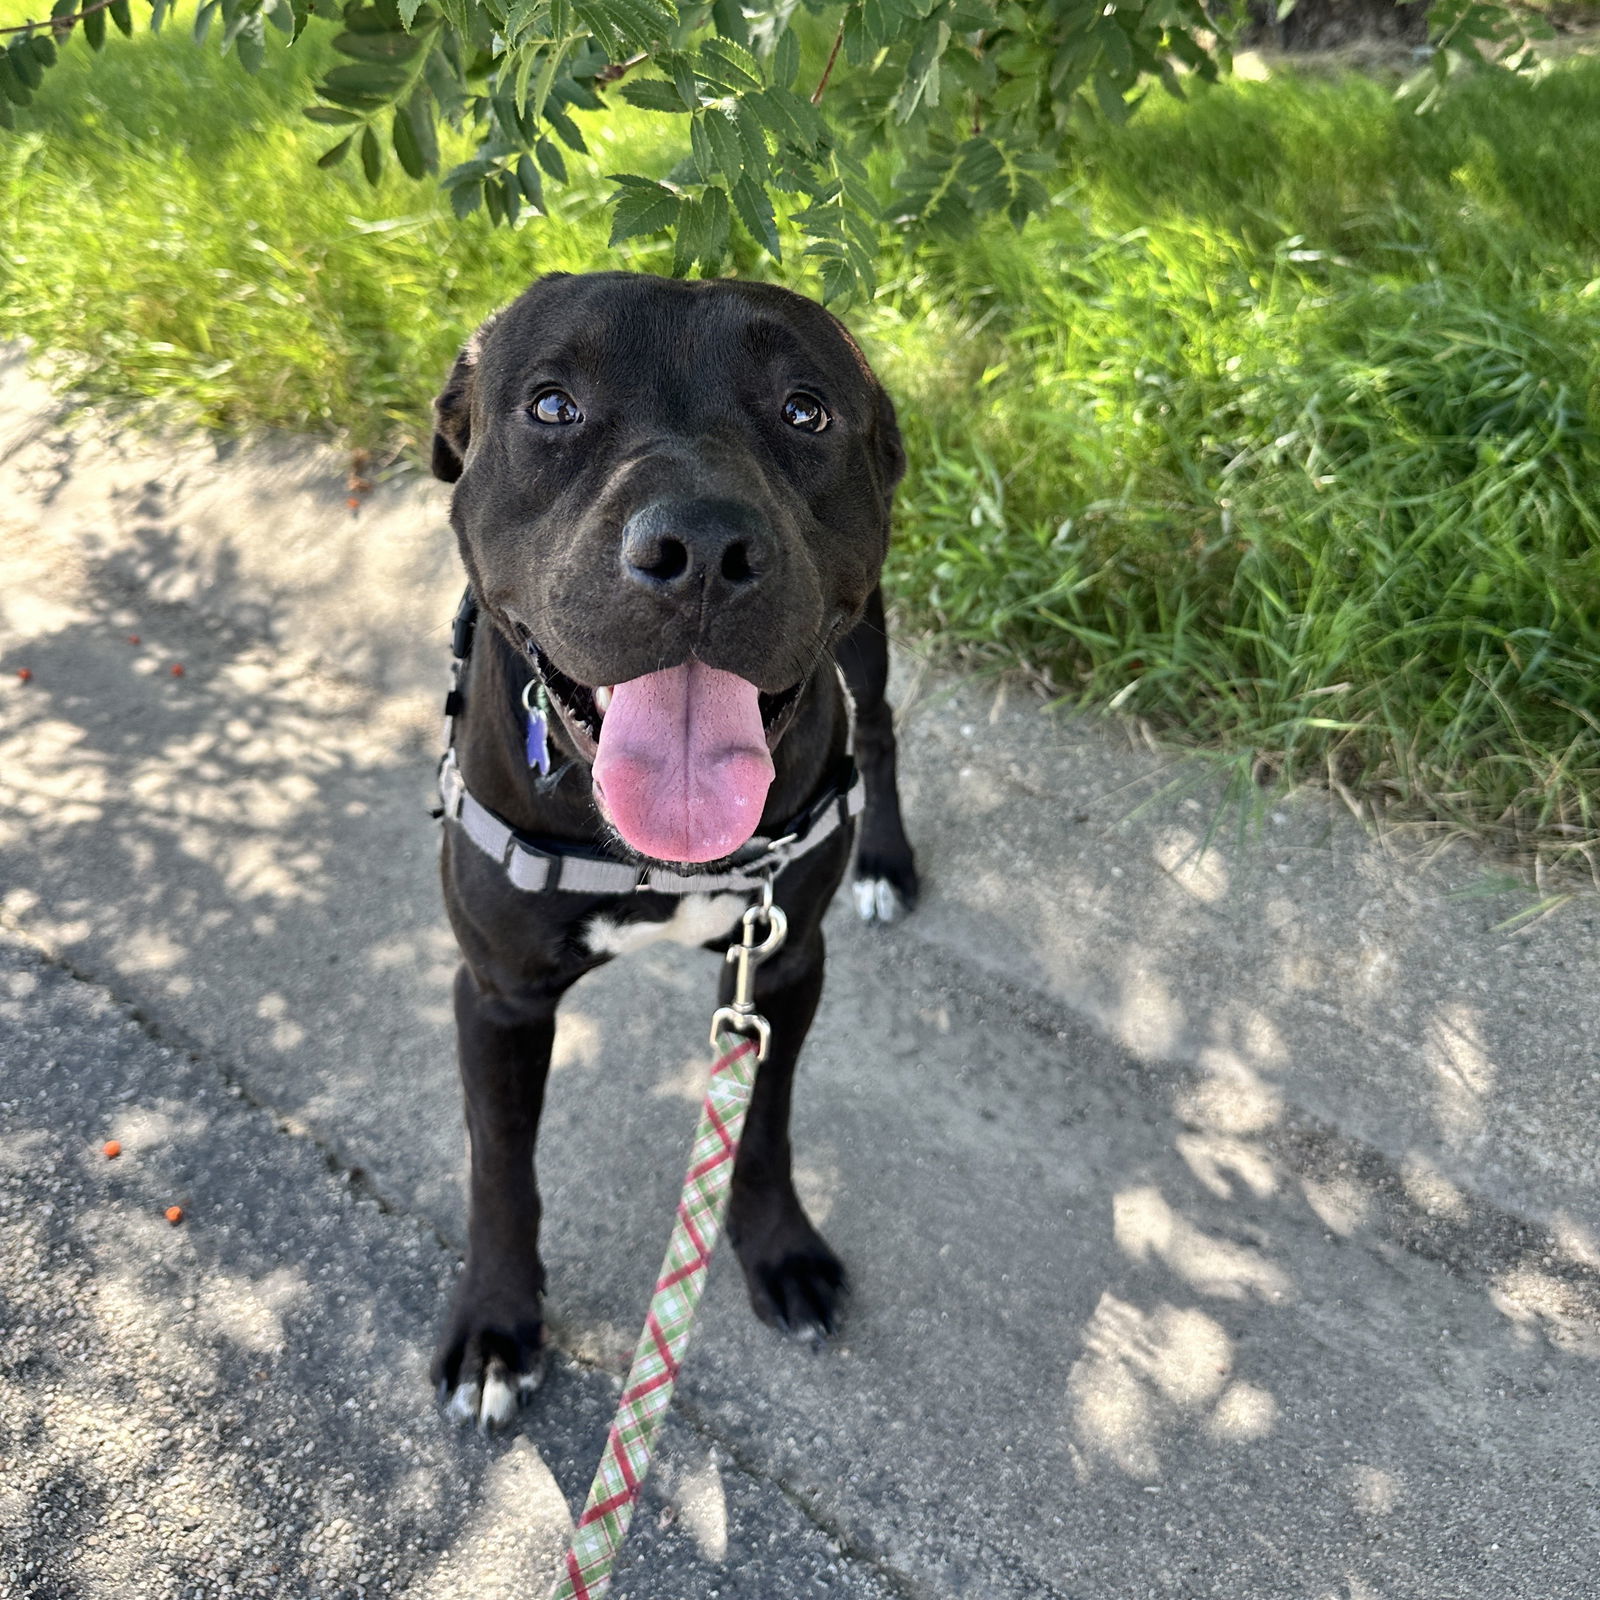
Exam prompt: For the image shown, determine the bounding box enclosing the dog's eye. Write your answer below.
[782,392,830,433]
[530,388,583,426]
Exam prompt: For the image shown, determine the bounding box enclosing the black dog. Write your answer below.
[427,271,917,1428]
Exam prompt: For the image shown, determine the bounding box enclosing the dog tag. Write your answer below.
[522,680,552,776]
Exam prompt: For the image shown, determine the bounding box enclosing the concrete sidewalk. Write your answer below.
[2,376,1598,1598]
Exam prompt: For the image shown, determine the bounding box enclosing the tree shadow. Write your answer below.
[5,529,1600,1597]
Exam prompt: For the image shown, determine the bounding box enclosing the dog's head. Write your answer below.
[432,271,904,865]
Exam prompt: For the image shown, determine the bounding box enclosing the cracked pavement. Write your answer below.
[2,372,1598,1597]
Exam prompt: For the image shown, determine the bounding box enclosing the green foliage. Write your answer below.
[0,0,1556,300]
[873,64,1600,860]
[4,22,1600,852]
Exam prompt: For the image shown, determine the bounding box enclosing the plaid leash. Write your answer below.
[548,1028,761,1600]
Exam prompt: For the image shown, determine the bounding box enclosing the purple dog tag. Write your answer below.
[523,681,552,776]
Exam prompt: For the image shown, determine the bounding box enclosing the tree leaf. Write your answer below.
[333,28,426,61]
[0,55,31,107]
[620,77,690,112]
[664,49,698,110]
[317,132,356,167]
[690,110,714,182]
[108,0,133,32]
[232,12,267,73]
[573,0,676,58]
[28,35,57,69]
[304,103,362,123]
[772,26,798,90]
[609,178,680,243]
[361,122,383,183]
[405,88,439,173]
[535,135,567,182]
[482,174,504,224]
[317,83,394,109]
[699,180,730,267]
[323,61,412,97]
[391,103,426,176]
[709,0,747,47]
[1093,69,1127,123]
[544,99,587,153]
[731,170,779,257]
[516,152,544,207]
[82,2,106,49]
[699,36,762,91]
[524,36,571,124]
[702,101,744,182]
[8,39,43,91]
[752,86,825,154]
[344,5,408,34]
[672,193,706,275]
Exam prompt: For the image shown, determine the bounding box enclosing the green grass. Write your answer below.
[3,17,1600,866]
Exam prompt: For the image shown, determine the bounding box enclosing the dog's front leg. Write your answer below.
[433,962,555,1429]
[724,927,847,1340]
[837,585,919,922]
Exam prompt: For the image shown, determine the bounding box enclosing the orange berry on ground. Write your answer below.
[127,634,140,645]
[165,1205,183,1225]
[17,668,31,682]
[170,663,185,677]
[103,1140,121,1159]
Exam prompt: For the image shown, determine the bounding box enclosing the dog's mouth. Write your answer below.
[524,639,805,755]
[520,632,808,865]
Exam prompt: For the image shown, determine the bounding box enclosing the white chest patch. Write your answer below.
[584,892,748,958]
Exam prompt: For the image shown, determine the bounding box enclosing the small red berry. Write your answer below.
[17,668,31,682]
[127,634,141,645]
[170,663,185,678]
[165,1205,183,1225]
[103,1140,121,1159]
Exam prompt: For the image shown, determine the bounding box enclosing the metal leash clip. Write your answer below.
[709,878,787,1063]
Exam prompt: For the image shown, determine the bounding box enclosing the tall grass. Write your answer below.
[2,19,1599,862]
[874,67,1600,860]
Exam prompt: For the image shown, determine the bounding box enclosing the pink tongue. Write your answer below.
[592,662,774,863]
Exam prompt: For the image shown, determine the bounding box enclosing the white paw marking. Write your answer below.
[445,1380,481,1426]
[478,1367,519,1431]
[854,876,901,924]
[585,892,746,957]
[446,1352,546,1431]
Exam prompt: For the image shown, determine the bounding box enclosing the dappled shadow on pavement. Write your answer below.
[0,936,855,1600]
[3,528,1600,1597]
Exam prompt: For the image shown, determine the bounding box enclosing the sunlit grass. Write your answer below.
[2,15,1599,864]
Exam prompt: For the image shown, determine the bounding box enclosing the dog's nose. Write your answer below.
[619,499,769,606]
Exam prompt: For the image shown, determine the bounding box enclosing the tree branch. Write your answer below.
[0,0,120,38]
[595,51,648,84]
[811,16,845,106]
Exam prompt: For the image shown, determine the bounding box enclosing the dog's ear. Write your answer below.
[430,313,500,483]
[871,384,907,502]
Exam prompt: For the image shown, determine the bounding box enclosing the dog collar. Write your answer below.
[434,589,863,897]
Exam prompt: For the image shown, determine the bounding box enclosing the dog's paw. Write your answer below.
[753,1249,849,1342]
[852,851,919,925]
[733,1217,849,1342]
[432,1283,546,1433]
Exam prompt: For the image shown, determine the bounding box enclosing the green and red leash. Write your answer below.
[549,889,787,1600]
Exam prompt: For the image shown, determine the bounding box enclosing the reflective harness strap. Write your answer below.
[435,589,862,896]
